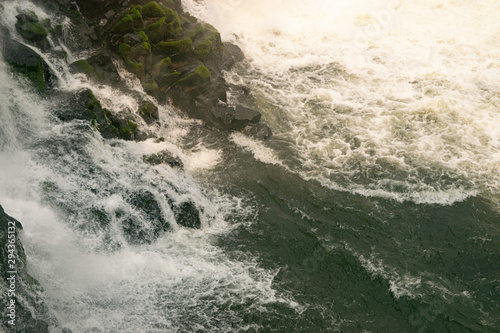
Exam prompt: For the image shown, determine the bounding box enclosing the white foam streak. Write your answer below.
[183,0,500,206]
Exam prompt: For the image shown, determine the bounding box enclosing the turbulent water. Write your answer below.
[1,0,500,332]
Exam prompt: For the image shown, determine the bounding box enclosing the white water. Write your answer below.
[0,2,297,332]
[182,0,500,206]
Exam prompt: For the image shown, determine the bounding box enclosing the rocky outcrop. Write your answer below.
[143,150,183,168]
[122,189,171,244]
[173,201,201,229]
[52,0,271,136]
[0,206,65,332]
[54,88,140,140]
[4,0,272,138]
[2,38,56,95]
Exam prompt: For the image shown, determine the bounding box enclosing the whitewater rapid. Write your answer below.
[0,1,297,331]
[182,0,500,207]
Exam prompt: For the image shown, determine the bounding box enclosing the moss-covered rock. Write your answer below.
[69,59,94,74]
[139,31,151,52]
[152,57,172,79]
[111,14,134,34]
[177,64,211,86]
[144,17,168,44]
[3,40,52,94]
[129,5,144,28]
[194,27,222,60]
[119,43,132,58]
[144,81,159,96]
[138,101,159,124]
[142,1,166,18]
[143,150,183,168]
[119,120,138,140]
[155,38,192,56]
[157,70,181,87]
[15,22,47,41]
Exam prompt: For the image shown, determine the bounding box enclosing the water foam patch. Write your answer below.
[183,0,500,206]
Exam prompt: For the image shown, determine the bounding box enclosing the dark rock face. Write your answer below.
[174,201,201,229]
[79,0,271,134]
[69,52,121,85]
[122,189,170,244]
[53,89,139,140]
[2,39,56,94]
[0,205,65,332]
[21,0,273,138]
[138,100,159,124]
[210,106,261,130]
[244,123,273,140]
[143,150,183,168]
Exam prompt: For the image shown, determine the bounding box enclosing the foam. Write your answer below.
[182,0,500,206]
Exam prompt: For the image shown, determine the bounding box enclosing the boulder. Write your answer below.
[122,189,170,244]
[143,150,183,168]
[174,201,201,229]
[210,105,261,130]
[53,89,138,140]
[244,122,273,140]
[2,39,55,94]
[138,100,159,124]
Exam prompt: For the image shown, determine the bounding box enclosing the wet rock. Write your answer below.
[0,205,57,332]
[87,52,121,84]
[2,39,55,94]
[105,10,116,19]
[210,105,261,130]
[16,11,39,23]
[123,32,142,44]
[15,14,48,42]
[122,189,170,244]
[244,122,273,140]
[53,89,137,140]
[174,201,201,229]
[143,150,183,168]
[138,100,159,124]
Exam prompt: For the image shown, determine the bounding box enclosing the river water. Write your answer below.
[1,0,499,332]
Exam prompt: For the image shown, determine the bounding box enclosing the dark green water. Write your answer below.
[190,128,500,332]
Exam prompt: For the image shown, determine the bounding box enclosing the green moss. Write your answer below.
[120,125,132,136]
[139,31,151,52]
[16,22,47,41]
[125,60,142,74]
[111,14,134,34]
[188,23,204,39]
[129,5,144,28]
[142,1,165,18]
[158,137,165,142]
[26,274,41,286]
[144,81,159,95]
[127,120,138,133]
[119,43,131,58]
[138,101,159,120]
[160,0,174,7]
[155,38,192,55]
[144,17,168,44]
[153,57,172,77]
[177,64,211,86]
[71,59,94,74]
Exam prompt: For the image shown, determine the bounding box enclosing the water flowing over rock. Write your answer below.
[38,0,272,136]
[0,206,67,332]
